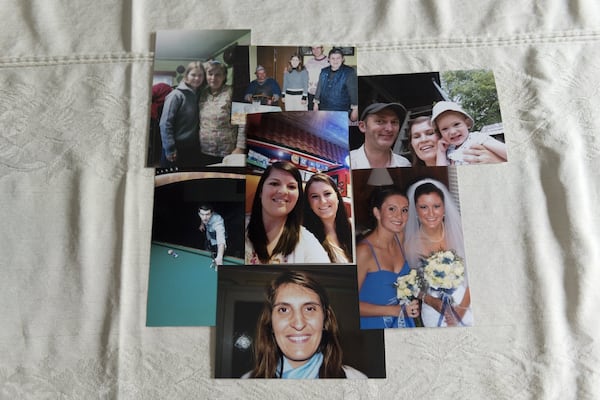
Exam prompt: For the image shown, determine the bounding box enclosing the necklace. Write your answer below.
[420,222,445,243]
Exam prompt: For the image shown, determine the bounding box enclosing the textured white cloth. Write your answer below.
[2,1,600,398]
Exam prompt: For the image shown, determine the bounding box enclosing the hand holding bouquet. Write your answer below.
[420,250,466,327]
[394,269,420,303]
[393,269,421,326]
[421,250,464,291]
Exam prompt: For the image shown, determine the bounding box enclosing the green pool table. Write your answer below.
[146,241,244,326]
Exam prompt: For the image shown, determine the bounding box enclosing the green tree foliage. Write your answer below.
[440,70,502,130]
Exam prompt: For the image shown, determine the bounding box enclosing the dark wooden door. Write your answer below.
[257,46,299,108]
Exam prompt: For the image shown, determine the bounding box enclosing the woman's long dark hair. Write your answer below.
[250,270,345,378]
[368,185,408,230]
[286,53,305,73]
[303,173,353,262]
[247,161,304,263]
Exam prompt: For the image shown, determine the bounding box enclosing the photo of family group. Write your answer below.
[148,29,359,169]
[144,29,509,379]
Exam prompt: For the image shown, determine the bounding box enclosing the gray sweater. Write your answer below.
[159,81,200,157]
[283,68,309,96]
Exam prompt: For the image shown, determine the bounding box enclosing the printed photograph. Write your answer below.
[148,29,251,168]
[352,166,473,329]
[244,111,354,265]
[232,45,357,124]
[214,265,386,378]
[146,169,245,326]
[351,70,506,169]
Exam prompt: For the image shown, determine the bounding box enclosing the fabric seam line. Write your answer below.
[0,53,154,68]
[359,30,600,51]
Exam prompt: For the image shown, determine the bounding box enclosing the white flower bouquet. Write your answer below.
[394,269,420,303]
[422,250,464,291]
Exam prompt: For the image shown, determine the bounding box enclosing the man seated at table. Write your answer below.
[198,204,227,266]
[350,102,412,169]
[244,65,282,106]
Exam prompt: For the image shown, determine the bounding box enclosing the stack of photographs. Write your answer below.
[145,30,508,379]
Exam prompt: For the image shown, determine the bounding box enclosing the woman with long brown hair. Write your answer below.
[244,270,366,378]
[356,186,420,329]
[282,53,309,111]
[245,161,329,264]
[198,60,245,165]
[303,173,353,263]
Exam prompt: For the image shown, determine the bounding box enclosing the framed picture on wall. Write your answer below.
[298,46,355,56]
[298,46,314,56]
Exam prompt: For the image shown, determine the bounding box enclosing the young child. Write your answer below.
[431,101,507,165]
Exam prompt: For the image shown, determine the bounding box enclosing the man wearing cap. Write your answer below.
[350,102,411,169]
[244,65,282,105]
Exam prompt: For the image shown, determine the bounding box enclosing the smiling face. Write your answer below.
[328,53,344,71]
[416,192,445,230]
[374,194,409,233]
[206,67,225,91]
[359,109,401,152]
[311,46,323,57]
[271,283,324,368]
[184,67,205,89]
[410,119,439,165]
[260,168,300,221]
[435,111,471,148]
[290,56,300,69]
[307,181,339,223]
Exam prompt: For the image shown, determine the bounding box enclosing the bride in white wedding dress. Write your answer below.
[405,179,473,327]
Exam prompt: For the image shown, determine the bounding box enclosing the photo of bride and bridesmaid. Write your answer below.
[353,166,473,329]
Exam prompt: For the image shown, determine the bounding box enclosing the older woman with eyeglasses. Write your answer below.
[199,60,246,165]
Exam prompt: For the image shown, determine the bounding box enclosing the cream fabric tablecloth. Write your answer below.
[2,1,600,398]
